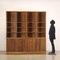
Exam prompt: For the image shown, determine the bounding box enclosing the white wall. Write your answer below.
[0,0,60,51]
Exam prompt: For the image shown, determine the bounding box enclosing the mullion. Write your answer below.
[37,23,44,27]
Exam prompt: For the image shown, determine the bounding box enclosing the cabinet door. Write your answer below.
[40,38,46,51]
[15,39,23,52]
[7,39,15,52]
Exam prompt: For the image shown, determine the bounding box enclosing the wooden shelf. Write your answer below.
[6,12,46,54]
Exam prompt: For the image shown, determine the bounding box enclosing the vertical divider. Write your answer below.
[36,12,38,38]
[26,12,27,39]
[32,12,36,51]
[14,12,18,52]
[26,12,28,51]
[16,12,17,38]
[35,12,38,51]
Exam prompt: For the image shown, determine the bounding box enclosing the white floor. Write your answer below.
[0,52,60,60]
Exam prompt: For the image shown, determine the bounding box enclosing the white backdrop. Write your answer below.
[0,0,60,51]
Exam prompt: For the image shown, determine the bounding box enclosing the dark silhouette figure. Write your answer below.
[49,20,56,55]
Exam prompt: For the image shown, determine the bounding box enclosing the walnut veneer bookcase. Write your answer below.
[6,11,46,54]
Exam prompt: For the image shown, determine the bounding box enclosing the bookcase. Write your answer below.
[6,12,46,54]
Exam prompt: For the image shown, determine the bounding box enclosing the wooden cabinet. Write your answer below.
[6,12,46,54]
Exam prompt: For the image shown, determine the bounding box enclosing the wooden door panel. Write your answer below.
[27,38,34,52]
[7,39,15,52]
[23,39,28,52]
[40,38,46,51]
[15,39,23,52]
[35,39,41,51]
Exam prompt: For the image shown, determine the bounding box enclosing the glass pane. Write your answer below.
[7,33,16,37]
[38,23,43,27]
[17,12,22,37]
[28,28,32,32]
[38,12,42,22]
[17,12,21,22]
[43,33,45,37]
[17,28,21,32]
[17,23,21,27]
[27,12,32,22]
[7,33,11,37]
[17,33,21,37]
[38,23,45,28]
[7,28,11,32]
[28,33,32,37]
[7,23,11,27]
[27,12,33,37]
[7,12,11,22]
[38,28,45,32]
[38,33,42,37]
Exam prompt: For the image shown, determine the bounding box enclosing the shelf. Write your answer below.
[7,21,45,23]
[37,23,45,27]
[38,34,45,37]
[37,31,45,33]
[38,28,45,32]
[7,32,16,33]
[7,28,11,32]
[7,33,16,37]
[37,33,45,37]
[37,22,45,24]
[37,27,45,28]
[27,23,32,26]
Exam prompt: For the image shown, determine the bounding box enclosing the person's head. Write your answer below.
[50,20,55,25]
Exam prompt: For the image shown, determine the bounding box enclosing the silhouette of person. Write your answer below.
[49,20,56,55]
